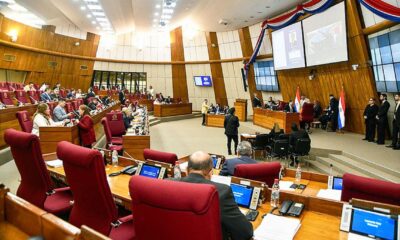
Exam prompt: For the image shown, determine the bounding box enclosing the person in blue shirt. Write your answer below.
[53,100,73,122]
[219,141,257,176]
[40,88,52,102]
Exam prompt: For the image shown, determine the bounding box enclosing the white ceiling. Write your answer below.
[4,0,303,34]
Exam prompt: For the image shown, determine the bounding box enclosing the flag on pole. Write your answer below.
[294,86,301,112]
[338,87,346,130]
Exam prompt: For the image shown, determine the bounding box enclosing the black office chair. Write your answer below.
[266,139,289,163]
[252,134,270,160]
[290,138,311,169]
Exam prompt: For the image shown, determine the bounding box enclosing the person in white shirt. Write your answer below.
[300,96,310,108]
[148,86,155,99]
[75,89,83,99]
[32,103,64,136]
[39,83,47,91]
[24,82,35,92]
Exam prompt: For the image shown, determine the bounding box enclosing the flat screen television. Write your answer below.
[194,76,212,87]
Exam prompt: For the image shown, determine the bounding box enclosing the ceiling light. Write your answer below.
[83,0,98,2]
[91,20,96,24]
[161,15,171,19]
[80,6,86,10]
[153,19,158,22]
[87,4,102,10]
[154,12,159,16]
[87,14,92,18]
[92,11,105,16]
[96,17,108,22]
[0,0,16,3]
[8,4,28,12]
[163,9,173,14]
[96,26,100,30]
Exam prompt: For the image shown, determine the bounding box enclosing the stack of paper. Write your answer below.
[179,161,188,172]
[316,189,342,201]
[254,214,301,240]
[279,181,295,191]
[211,175,231,186]
[46,159,63,168]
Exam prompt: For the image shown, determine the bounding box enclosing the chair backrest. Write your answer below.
[71,100,79,111]
[101,117,113,144]
[59,89,67,98]
[0,82,8,90]
[27,91,39,103]
[341,173,400,205]
[278,101,287,111]
[57,141,118,235]
[14,90,28,103]
[234,162,281,187]
[65,102,74,113]
[105,112,126,137]
[272,139,289,156]
[129,176,222,240]
[300,103,314,122]
[0,91,14,105]
[16,111,33,133]
[293,138,311,155]
[4,129,54,208]
[254,134,270,148]
[143,148,178,165]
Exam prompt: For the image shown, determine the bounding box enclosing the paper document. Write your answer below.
[317,189,342,201]
[254,214,301,240]
[46,159,63,168]
[211,175,231,186]
[279,181,295,191]
[179,161,188,172]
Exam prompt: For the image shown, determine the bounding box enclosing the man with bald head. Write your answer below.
[177,151,253,240]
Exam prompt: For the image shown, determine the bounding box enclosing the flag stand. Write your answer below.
[337,129,345,134]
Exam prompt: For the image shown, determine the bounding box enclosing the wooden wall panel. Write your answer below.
[0,14,99,91]
[170,27,189,101]
[205,32,228,106]
[238,27,263,107]
[276,0,378,134]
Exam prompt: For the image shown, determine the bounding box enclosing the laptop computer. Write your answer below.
[135,163,166,179]
[348,207,399,240]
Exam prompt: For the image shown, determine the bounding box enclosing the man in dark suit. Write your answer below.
[376,94,390,145]
[224,107,240,155]
[387,93,400,149]
[176,151,253,240]
[252,93,262,108]
[328,94,339,132]
[88,98,99,110]
[219,141,257,176]
[119,89,125,104]
[284,100,294,113]
[289,123,310,166]
[363,98,379,142]
[40,88,52,102]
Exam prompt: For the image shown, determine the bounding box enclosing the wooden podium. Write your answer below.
[234,99,247,122]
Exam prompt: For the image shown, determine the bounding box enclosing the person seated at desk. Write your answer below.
[86,88,95,98]
[32,103,64,136]
[159,93,165,102]
[208,103,216,113]
[165,96,172,104]
[40,88,53,102]
[76,105,96,148]
[39,82,48,91]
[289,123,310,166]
[215,103,222,114]
[67,89,75,99]
[268,123,283,141]
[175,151,253,240]
[122,107,133,130]
[24,82,35,92]
[76,89,83,99]
[220,141,257,176]
[53,82,61,91]
[319,94,339,131]
[265,96,276,109]
[53,100,73,122]
[51,88,60,101]
[88,98,100,110]
[284,100,295,113]
[252,93,262,108]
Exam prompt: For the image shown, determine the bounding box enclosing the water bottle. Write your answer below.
[270,179,280,207]
[111,150,118,167]
[174,161,181,179]
[327,164,333,189]
[295,163,302,184]
[99,150,106,165]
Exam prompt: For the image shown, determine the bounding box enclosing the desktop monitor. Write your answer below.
[333,177,343,190]
[231,183,254,209]
[350,208,398,240]
[136,163,165,179]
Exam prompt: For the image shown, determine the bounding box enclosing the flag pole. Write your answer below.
[337,85,345,134]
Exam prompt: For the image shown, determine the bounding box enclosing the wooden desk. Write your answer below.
[253,108,299,133]
[123,135,150,160]
[205,114,225,128]
[39,103,121,154]
[234,99,247,122]
[138,99,154,111]
[153,103,192,117]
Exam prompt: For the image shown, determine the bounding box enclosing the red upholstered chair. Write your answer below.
[15,83,23,89]
[71,100,79,111]
[47,102,57,117]
[59,89,67,98]
[76,98,84,106]
[0,91,14,105]
[16,111,33,133]
[101,117,123,152]
[0,82,8,91]
[57,141,134,239]
[27,90,39,104]
[277,101,287,111]
[4,129,72,215]
[106,112,126,137]
[234,162,281,187]
[300,103,314,127]
[143,148,178,165]
[341,173,400,205]
[129,175,222,240]
[93,85,99,94]
[65,102,74,113]
[14,90,29,104]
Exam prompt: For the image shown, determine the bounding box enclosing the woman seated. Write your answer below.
[122,107,134,130]
[76,105,96,148]
[32,103,64,136]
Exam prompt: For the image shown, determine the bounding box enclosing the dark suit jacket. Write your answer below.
[289,130,310,147]
[219,156,257,176]
[40,92,52,102]
[77,115,96,146]
[284,104,294,113]
[377,101,390,121]
[119,91,125,104]
[88,102,98,110]
[394,102,400,126]
[87,91,95,98]
[329,97,339,115]
[252,97,262,108]
[178,173,253,240]
[363,104,379,122]
[224,114,240,135]
[122,113,132,130]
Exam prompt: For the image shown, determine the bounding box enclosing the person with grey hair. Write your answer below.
[175,151,253,240]
[219,141,257,176]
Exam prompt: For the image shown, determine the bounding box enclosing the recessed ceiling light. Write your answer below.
[83,0,98,2]
[161,14,171,19]
[87,4,102,10]
[96,26,100,30]
[87,14,92,18]
[96,17,108,22]
[92,12,105,16]
[155,4,161,8]
[153,19,158,22]
[154,12,159,16]
[91,20,96,24]
[80,6,86,10]
[163,9,173,14]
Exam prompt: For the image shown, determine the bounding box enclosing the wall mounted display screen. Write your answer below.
[303,2,348,67]
[194,76,212,87]
[272,21,306,70]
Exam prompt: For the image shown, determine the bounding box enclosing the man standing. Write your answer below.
[53,100,73,122]
[387,93,400,149]
[363,98,379,142]
[224,107,240,155]
[148,85,155,99]
[177,151,253,240]
[252,93,262,108]
[328,94,339,132]
[284,100,294,113]
[201,99,209,126]
[219,141,257,176]
[376,94,390,145]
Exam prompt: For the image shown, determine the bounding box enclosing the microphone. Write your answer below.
[13,97,24,106]
[29,96,38,104]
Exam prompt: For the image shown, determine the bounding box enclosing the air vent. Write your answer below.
[48,61,58,68]
[80,65,88,70]
[3,54,16,62]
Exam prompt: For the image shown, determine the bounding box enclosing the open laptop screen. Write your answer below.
[231,183,254,208]
[333,177,343,190]
[139,164,161,179]
[350,208,397,240]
